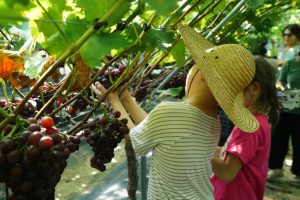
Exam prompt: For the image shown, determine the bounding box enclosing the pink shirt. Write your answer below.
[210,114,271,200]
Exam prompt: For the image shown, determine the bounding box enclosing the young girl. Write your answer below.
[210,58,279,200]
[93,23,262,199]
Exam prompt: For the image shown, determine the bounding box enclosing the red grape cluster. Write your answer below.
[163,72,187,99]
[0,116,79,200]
[90,65,130,90]
[132,80,150,102]
[83,111,129,172]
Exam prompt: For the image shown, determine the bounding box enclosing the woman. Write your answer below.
[276,24,300,67]
[268,45,300,186]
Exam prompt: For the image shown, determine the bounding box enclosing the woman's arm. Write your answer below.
[211,153,243,183]
[120,89,148,125]
[276,80,286,91]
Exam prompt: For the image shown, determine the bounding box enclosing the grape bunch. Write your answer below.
[0,100,36,122]
[163,72,187,99]
[90,65,130,90]
[83,111,129,172]
[0,116,79,200]
[132,80,150,102]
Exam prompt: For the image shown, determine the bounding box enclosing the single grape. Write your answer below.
[26,145,41,159]
[39,136,53,150]
[27,118,37,124]
[120,118,128,125]
[70,136,81,144]
[88,122,96,130]
[2,124,13,136]
[113,111,121,118]
[118,127,126,134]
[30,188,46,199]
[54,143,66,152]
[45,127,59,135]
[41,116,54,129]
[90,155,97,164]
[41,149,55,162]
[28,132,43,145]
[60,159,67,169]
[111,118,119,126]
[27,124,41,132]
[19,131,32,144]
[19,181,33,193]
[0,139,15,153]
[10,165,24,177]
[7,149,23,164]
[66,142,75,152]
[23,170,38,182]
[53,151,64,163]
[0,152,7,165]
[63,148,70,159]
[8,193,19,200]
[50,133,63,144]
[40,167,53,179]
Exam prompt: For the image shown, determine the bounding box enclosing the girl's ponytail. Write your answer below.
[252,58,280,126]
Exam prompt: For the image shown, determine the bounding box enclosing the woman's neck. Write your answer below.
[287,43,297,49]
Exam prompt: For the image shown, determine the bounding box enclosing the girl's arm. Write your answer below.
[120,89,148,125]
[211,153,243,183]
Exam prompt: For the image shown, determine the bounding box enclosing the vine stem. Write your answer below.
[173,0,204,27]
[0,78,12,113]
[0,107,12,121]
[190,0,223,27]
[0,29,15,47]
[14,89,37,113]
[49,92,81,117]
[35,0,69,47]
[35,72,73,120]
[0,0,127,130]
[39,87,46,117]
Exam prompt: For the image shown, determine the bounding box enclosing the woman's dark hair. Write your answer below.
[282,24,300,39]
[249,58,280,125]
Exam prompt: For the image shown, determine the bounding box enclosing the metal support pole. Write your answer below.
[5,184,9,200]
[141,156,147,200]
[154,0,248,92]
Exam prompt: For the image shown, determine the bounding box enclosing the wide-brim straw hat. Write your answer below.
[177,23,259,133]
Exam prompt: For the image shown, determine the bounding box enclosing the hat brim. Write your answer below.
[178,23,259,133]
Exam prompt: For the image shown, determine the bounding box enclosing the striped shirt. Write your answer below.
[130,102,221,200]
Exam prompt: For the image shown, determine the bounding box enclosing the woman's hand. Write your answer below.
[92,82,119,102]
[276,59,285,67]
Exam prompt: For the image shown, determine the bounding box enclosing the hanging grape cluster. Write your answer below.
[0,116,79,200]
[83,111,129,172]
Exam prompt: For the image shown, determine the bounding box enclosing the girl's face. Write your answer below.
[243,88,252,108]
[282,29,299,47]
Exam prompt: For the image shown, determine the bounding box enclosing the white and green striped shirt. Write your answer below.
[130,102,221,200]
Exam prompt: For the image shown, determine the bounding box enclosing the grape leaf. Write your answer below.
[247,0,265,9]
[108,1,131,25]
[142,0,178,17]
[169,39,185,67]
[70,51,93,92]
[156,87,183,97]
[142,29,176,53]
[76,0,119,23]
[0,1,36,25]
[80,32,132,70]
[35,6,64,40]
[62,13,89,44]
[0,50,24,79]
[4,0,30,8]
[40,32,68,59]
[24,51,48,79]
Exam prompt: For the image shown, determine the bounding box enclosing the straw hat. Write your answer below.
[177,23,259,133]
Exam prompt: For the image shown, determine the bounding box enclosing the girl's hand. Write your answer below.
[276,59,285,67]
[92,82,118,102]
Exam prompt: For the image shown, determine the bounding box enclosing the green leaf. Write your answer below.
[0,1,36,25]
[76,0,119,23]
[247,0,264,9]
[156,87,183,97]
[24,51,48,79]
[35,6,64,40]
[80,32,132,70]
[62,13,89,44]
[169,39,185,67]
[142,29,176,53]
[108,1,131,25]
[142,0,178,17]
[4,0,30,7]
[40,32,68,59]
